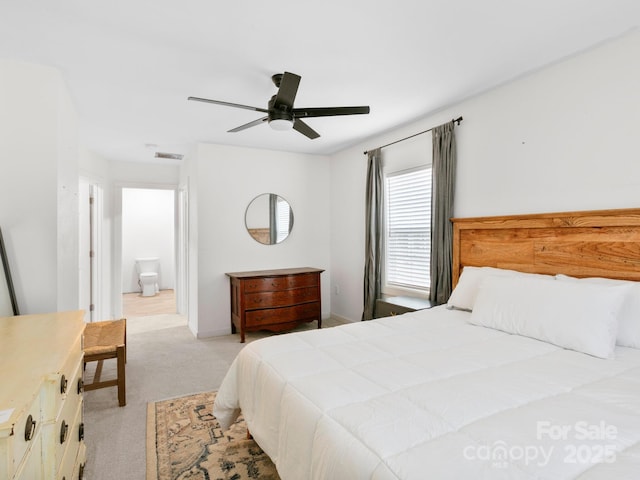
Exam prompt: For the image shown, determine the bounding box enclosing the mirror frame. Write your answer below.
[244,193,294,245]
[0,227,19,316]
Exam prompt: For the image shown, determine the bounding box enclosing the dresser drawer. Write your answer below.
[42,385,83,476]
[55,402,83,480]
[246,302,320,327]
[243,274,318,293]
[14,432,42,480]
[245,286,319,309]
[10,391,42,476]
[42,345,83,422]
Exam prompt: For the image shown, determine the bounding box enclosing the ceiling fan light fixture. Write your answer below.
[269,118,294,131]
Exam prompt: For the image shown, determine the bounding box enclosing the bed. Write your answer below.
[214,208,640,479]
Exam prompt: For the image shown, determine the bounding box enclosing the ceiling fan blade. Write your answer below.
[292,106,370,118]
[188,96,269,113]
[228,116,268,133]
[293,119,320,139]
[274,72,301,110]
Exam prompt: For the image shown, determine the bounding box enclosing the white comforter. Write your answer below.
[214,306,640,479]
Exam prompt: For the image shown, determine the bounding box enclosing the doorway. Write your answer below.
[119,187,185,328]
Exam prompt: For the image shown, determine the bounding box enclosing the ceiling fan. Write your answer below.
[188,71,370,139]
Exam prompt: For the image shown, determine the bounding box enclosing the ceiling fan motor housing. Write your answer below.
[268,96,293,123]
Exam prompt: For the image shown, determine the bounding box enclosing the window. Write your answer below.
[275,197,291,243]
[384,166,431,294]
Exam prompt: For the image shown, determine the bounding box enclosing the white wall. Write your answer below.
[121,188,175,293]
[56,73,80,312]
[191,143,331,337]
[330,30,640,323]
[0,60,78,314]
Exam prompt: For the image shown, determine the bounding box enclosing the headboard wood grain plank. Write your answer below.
[452,208,640,287]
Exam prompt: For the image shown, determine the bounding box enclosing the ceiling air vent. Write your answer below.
[154,152,183,160]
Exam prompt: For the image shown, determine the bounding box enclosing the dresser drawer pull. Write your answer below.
[60,374,68,394]
[24,414,36,441]
[77,378,84,394]
[79,463,85,480]
[79,422,85,441]
[60,420,69,444]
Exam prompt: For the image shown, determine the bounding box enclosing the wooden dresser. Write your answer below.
[226,267,324,342]
[0,311,86,480]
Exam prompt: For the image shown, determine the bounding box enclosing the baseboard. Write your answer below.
[195,327,231,339]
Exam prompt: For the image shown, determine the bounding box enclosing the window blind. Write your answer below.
[276,198,290,243]
[385,166,431,290]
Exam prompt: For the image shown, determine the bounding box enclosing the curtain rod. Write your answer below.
[363,116,463,155]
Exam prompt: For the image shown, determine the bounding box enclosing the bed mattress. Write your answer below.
[214,306,640,479]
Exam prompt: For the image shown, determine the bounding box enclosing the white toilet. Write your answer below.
[135,257,160,297]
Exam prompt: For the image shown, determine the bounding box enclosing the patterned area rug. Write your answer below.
[146,391,280,480]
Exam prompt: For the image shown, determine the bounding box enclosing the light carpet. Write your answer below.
[146,391,280,480]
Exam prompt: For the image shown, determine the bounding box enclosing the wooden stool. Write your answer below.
[83,319,127,407]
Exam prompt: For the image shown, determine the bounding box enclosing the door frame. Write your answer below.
[79,178,103,322]
[113,182,186,319]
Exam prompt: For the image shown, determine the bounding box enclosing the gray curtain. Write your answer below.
[362,148,383,320]
[269,193,278,244]
[429,121,457,306]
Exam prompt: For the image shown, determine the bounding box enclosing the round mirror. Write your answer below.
[245,193,294,245]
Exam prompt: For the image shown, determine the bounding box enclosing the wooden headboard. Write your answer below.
[452,208,640,287]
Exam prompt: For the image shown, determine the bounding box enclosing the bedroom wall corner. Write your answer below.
[192,143,331,338]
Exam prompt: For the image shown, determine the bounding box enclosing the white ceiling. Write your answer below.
[1,1,639,163]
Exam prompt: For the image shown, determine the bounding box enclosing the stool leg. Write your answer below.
[94,360,104,383]
[116,345,126,407]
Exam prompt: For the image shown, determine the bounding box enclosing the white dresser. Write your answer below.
[0,311,86,480]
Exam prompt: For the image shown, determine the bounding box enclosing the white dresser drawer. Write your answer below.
[8,391,42,477]
[56,404,84,480]
[42,340,83,422]
[14,432,43,480]
[42,387,82,476]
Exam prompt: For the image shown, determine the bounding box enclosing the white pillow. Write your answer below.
[556,274,640,349]
[469,275,627,359]
[447,266,554,311]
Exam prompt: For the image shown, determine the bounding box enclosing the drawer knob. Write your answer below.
[60,374,68,394]
[60,420,69,444]
[24,414,36,441]
[79,422,85,441]
[77,378,84,394]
